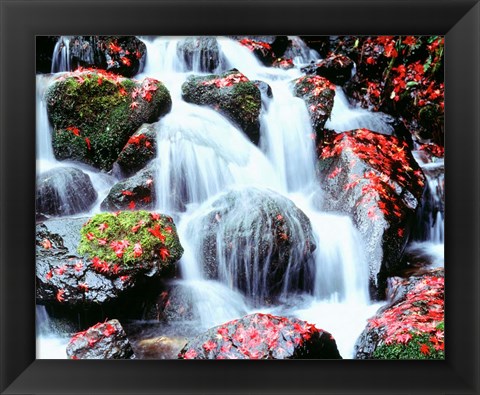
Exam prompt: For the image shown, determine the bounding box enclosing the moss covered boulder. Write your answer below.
[36,211,183,309]
[354,269,444,359]
[316,129,426,297]
[36,166,97,218]
[115,124,157,176]
[70,36,146,77]
[181,69,262,144]
[178,313,341,359]
[46,69,171,171]
[185,187,316,304]
[292,75,335,137]
[101,161,156,211]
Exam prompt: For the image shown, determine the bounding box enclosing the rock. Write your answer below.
[235,37,276,65]
[178,313,341,359]
[186,187,316,303]
[292,75,335,136]
[66,319,135,359]
[46,69,171,171]
[36,211,183,309]
[115,124,157,177]
[301,54,354,86]
[272,58,295,70]
[133,335,188,359]
[354,269,444,359]
[316,129,426,297]
[36,166,97,218]
[101,161,156,211]
[69,36,146,77]
[181,69,262,144]
[177,37,224,73]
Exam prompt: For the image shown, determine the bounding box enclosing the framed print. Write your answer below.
[1,0,479,394]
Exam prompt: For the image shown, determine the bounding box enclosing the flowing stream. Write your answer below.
[36,36,444,359]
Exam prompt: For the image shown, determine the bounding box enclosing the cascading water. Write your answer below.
[137,36,381,357]
[37,36,445,359]
[325,88,394,134]
[51,36,71,73]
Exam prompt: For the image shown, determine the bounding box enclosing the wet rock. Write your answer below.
[36,211,183,309]
[115,124,157,177]
[46,69,171,171]
[316,129,426,297]
[70,36,146,77]
[177,37,225,72]
[181,69,262,144]
[235,36,278,65]
[101,161,156,211]
[187,187,316,303]
[36,166,97,218]
[301,54,354,86]
[292,75,335,136]
[134,335,188,359]
[354,269,444,359]
[66,319,135,359]
[178,313,342,359]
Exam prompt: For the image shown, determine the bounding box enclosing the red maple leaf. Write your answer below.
[86,232,95,241]
[103,323,116,337]
[45,270,53,281]
[183,349,198,359]
[130,101,139,110]
[133,242,143,258]
[98,223,109,232]
[85,137,91,150]
[159,248,170,262]
[41,238,52,249]
[202,340,217,352]
[66,126,81,136]
[419,343,430,355]
[56,289,65,302]
[128,200,136,210]
[148,224,166,242]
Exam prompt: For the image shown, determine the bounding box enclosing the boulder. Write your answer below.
[36,211,183,308]
[301,54,354,86]
[66,319,135,359]
[181,69,262,144]
[115,124,157,176]
[186,187,316,303]
[316,129,426,297]
[178,313,342,359]
[101,161,156,211]
[36,166,97,217]
[292,75,335,136]
[69,36,146,77]
[177,37,224,73]
[354,268,444,359]
[46,69,171,171]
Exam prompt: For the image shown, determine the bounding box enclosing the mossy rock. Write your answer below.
[115,124,157,177]
[292,75,335,137]
[46,69,171,171]
[181,69,262,144]
[78,210,183,275]
[177,37,224,73]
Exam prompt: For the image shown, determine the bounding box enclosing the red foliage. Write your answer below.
[201,72,249,89]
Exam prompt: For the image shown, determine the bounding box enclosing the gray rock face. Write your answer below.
[66,319,135,359]
[36,167,97,217]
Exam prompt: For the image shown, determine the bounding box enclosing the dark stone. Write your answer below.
[292,75,336,136]
[66,319,135,359]
[36,166,97,218]
[181,69,262,144]
[46,70,171,171]
[101,161,156,212]
[70,36,146,77]
[178,313,342,359]
[316,129,426,297]
[187,187,316,304]
[301,54,354,86]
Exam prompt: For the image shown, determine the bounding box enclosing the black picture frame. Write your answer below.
[1,0,478,394]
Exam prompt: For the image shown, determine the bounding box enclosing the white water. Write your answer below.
[139,36,379,357]
[37,36,447,359]
[51,37,71,73]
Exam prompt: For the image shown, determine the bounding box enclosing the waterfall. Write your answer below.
[51,37,71,73]
[326,88,394,134]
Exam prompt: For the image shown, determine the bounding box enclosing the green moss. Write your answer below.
[46,71,171,171]
[78,211,183,270]
[373,323,445,360]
